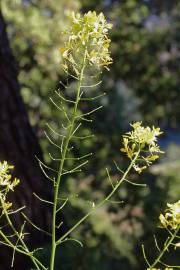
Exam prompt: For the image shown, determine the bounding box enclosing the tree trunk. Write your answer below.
[0,8,51,269]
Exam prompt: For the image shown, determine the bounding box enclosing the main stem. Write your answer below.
[56,150,140,245]
[50,50,87,270]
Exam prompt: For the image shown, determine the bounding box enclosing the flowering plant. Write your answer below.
[0,10,179,270]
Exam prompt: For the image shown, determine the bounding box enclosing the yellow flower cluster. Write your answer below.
[0,161,20,214]
[147,267,173,270]
[60,11,113,74]
[121,122,164,173]
[0,161,19,192]
[159,200,180,230]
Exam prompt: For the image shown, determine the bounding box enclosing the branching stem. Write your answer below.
[56,150,140,246]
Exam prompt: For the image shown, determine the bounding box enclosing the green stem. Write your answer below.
[56,150,140,246]
[50,49,87,270]
[150,226,180,269]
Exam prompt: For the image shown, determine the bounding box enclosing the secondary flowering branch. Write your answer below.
[144,201,180,270]
[0,161,47,270]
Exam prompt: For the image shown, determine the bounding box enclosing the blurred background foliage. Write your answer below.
[2,0,180,269]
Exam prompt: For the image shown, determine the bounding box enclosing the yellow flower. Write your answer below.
[121,122,164,173]
[2,201,12,214]
[0,161,20,215]
[60,11,112,74]
[175,242,180,248]
[0,161,20,192]
[159,200,180,230]
[147,268,173,270]
[127,122,163,146]
[147,268,160,270]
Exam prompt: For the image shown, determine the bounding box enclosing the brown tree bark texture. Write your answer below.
[0,9,51,270]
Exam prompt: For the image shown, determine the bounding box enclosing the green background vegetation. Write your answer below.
[2,0,180,269]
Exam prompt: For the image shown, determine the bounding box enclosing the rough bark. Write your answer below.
[0,8,51,270]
